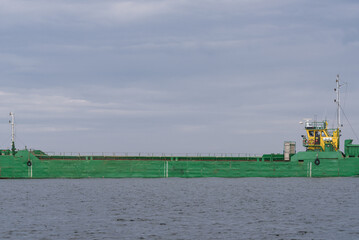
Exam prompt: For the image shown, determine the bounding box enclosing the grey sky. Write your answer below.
[0,0,359,154]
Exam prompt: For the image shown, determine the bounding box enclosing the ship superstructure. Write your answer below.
[302,75,342,152]
[302,121,340,152]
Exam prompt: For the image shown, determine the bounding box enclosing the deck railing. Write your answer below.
[40,151,262,158]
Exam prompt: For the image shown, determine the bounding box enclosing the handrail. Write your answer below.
[40,152,262,158]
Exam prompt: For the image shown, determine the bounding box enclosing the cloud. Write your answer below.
[0,86,202,118]
[0,0,181,27]
[106,1,173,23]
[20,126,90,133]
[0,53,39,72]
[1,0,359,153]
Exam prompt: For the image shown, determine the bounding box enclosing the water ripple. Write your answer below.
[0,178,358,240]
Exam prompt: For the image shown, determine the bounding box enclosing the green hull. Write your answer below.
[1,150,358,178]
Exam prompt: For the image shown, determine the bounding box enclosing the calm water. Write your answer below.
[0,178,358,240]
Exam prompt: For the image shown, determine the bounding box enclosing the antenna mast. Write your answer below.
[9,112,16,155]
[334,74,342,129]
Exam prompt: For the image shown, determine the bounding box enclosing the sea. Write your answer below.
[0,178,358,240]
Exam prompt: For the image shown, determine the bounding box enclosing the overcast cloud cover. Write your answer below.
[0,0,359,154]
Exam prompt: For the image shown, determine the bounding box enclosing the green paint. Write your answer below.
[1,147,358,178]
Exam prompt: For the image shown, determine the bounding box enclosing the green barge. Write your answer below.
[1,76,359,178]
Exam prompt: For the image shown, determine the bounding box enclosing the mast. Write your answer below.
[334,74,343,150]
[334,74,342,129]
[9,112,16,155]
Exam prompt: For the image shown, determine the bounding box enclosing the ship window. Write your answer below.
[309,131,314,137]
[298,159,304,162]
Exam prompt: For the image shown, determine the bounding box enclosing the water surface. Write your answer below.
[0,178,358,239]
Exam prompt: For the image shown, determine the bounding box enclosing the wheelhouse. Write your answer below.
[302,120,340,152]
